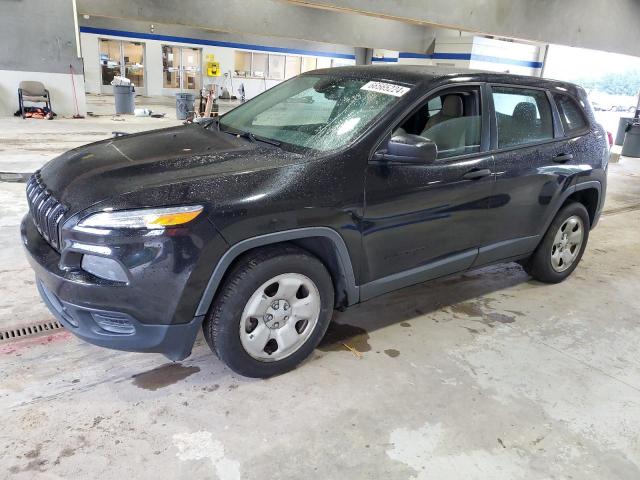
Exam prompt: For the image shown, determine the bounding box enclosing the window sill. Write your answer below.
[232,75,285,81]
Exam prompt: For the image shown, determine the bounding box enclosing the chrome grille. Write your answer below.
[25,171,67,251]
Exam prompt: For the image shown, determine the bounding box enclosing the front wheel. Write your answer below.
[203,245,334,378]
[526,202,590,283]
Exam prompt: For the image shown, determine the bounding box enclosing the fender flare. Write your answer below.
[194,227,359,318]
[538,180,602,237]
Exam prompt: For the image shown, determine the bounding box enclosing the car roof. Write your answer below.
[309,65,584,96]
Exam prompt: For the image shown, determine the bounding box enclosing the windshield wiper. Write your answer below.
[250,134,281,147]
[220,127,281,147]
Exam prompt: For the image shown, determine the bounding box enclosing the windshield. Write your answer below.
[219,75,409,151]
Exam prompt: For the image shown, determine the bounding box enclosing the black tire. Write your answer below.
[203,244,334,378]
[526,202,590,283]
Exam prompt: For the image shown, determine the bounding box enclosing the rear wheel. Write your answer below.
[526,202,590,283]
[203,245,334,378]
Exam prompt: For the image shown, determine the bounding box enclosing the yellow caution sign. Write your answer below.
[206,54,220,76]
[207,61,221,77]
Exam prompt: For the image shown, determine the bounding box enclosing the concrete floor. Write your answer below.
[0,94,238,174]
[1,106,640,478]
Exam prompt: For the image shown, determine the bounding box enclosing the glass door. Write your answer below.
[100,39,146,94]
[182,48,201,91]
[162,45,201,92]
[100,39,122,87]
[162,45,181,89]
[123,42,145,89]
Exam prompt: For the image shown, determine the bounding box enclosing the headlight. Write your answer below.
[77,205,204,229]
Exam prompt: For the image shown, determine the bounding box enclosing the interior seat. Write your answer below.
[508,101,539,144]
[424,95,463,130]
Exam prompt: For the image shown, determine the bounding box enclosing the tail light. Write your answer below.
[607,131,613,147]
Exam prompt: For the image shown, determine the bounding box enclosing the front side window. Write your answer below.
[553,93,588,134]
[492,86,553,148]
[219,75,407,151]
[393,87,482,159]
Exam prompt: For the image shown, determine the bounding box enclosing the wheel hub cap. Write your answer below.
[551,215,584,273]
[264,299,291,329]
[239,273,321,362]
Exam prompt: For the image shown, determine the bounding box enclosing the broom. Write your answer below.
[69,64,84,119]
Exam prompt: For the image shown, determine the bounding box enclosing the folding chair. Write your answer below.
[18,81,52,119]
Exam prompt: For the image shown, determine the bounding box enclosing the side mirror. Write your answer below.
[376,133,438,164]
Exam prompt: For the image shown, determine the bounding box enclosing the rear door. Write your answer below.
[476,84,575,266]
[360,84,494,298]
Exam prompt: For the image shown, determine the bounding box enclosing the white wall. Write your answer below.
[0,70,87,117]
[80,31,354,100]
[469,37,543,77]
[397,35,544,77]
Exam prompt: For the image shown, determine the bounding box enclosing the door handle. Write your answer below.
[462,168,492,180]
[553,153,574,163]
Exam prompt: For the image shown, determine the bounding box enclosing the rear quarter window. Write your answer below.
[553,93,589,135]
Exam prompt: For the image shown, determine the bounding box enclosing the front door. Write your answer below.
[162,45,202,95]
[361,84,494,299]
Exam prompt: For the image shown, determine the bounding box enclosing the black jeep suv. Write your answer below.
[22,66,608,377]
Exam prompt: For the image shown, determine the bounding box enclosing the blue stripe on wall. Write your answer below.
[398,52,431,59]
[398,51,543,68]
[80,26,356,60]
[371,57,398,63]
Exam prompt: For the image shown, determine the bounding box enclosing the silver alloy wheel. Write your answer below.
[239,273,321,362]
[551,215,584,272]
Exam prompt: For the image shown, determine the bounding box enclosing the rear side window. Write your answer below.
[492,86,553,148]
[553,93,588,134]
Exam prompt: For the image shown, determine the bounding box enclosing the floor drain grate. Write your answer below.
[0,320,63,343]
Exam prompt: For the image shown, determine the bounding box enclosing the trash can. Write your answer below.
[621,122,640,158]
[615,117,633,146]
[175,93,195,120]
[113,85,135,114]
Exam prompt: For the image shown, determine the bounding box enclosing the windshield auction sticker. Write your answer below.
[360,81,410,97]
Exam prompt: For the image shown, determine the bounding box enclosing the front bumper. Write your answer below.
[36,279,201,360]
[21,213,223,360]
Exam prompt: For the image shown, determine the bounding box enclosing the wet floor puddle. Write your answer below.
[131,363,200,391]
[318,322,371,353]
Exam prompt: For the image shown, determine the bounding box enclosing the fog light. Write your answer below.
[92,312,135,334]
[81,255,128,283]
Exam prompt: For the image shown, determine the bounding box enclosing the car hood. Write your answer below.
[39,124,305,209]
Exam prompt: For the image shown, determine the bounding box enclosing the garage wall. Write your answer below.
[0,0,86,116]
[79,17,356,100]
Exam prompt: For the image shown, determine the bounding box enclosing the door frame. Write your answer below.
[368,82,492,163]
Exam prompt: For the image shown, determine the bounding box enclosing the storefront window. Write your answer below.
[316,57,331,69]
[285,56,301,79]
[268,55,285,80]
[301,57,317,73]
[251,53,269,78]
[234,51,251,77]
